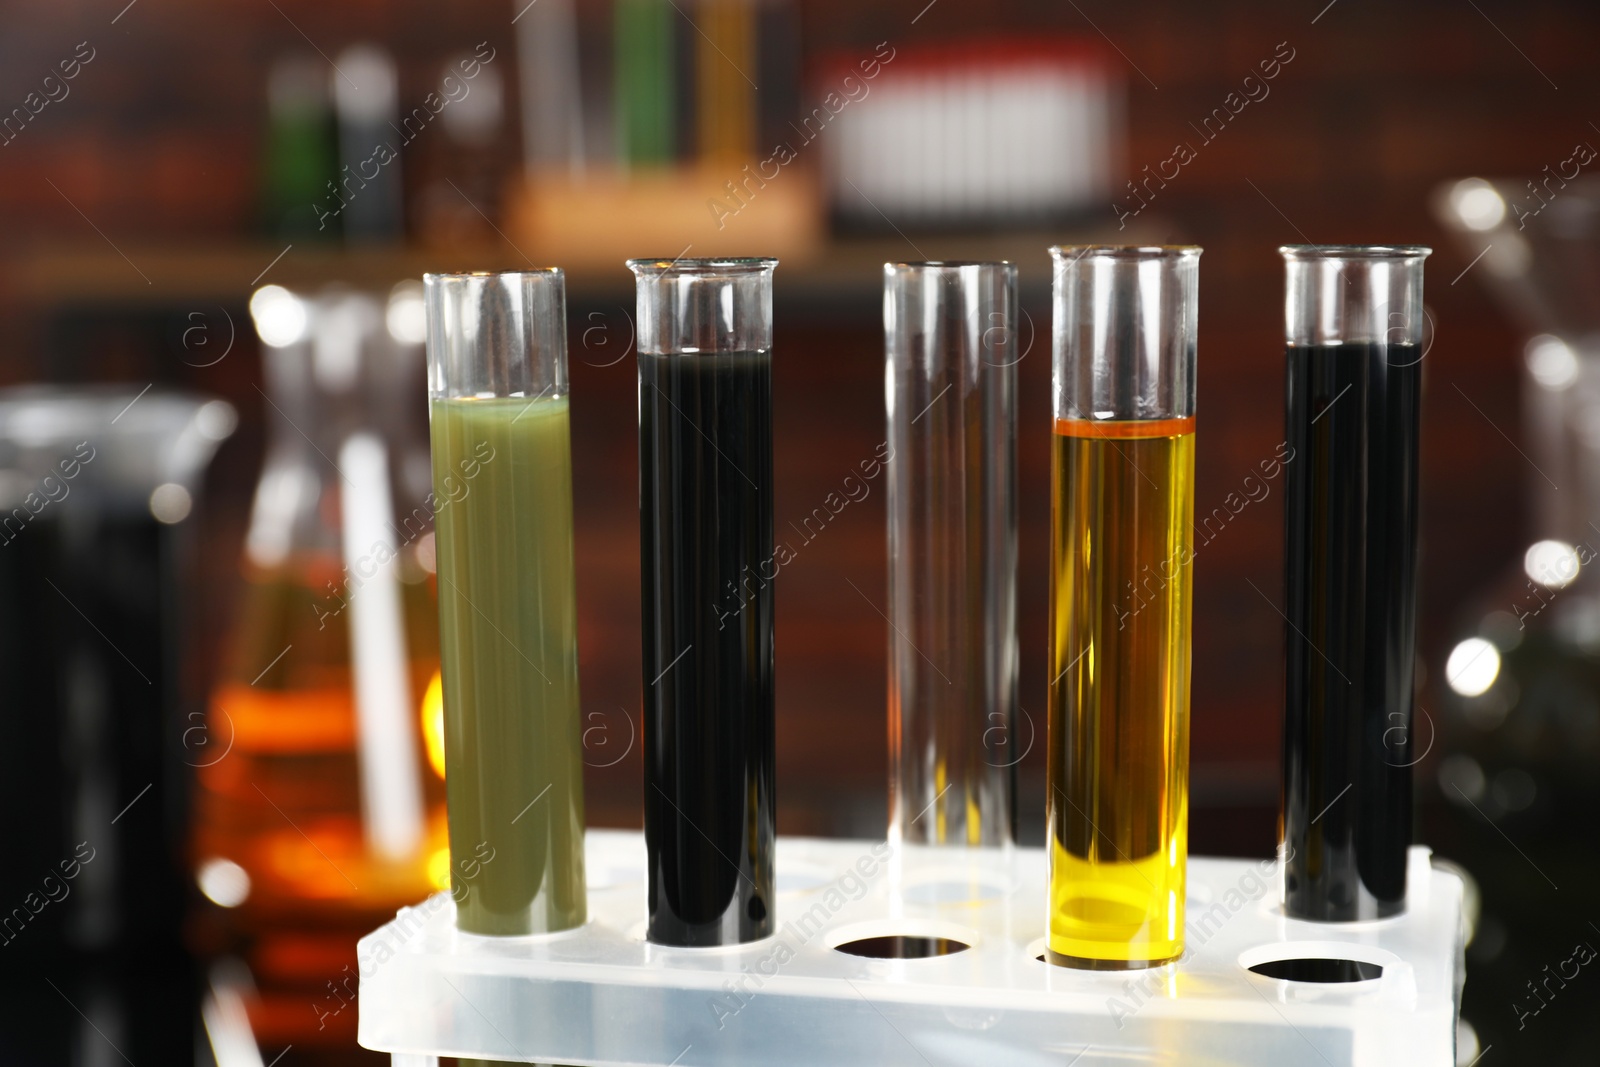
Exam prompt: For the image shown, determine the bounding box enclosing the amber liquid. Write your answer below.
[1047,417,1194,968]
[193,562,447,914]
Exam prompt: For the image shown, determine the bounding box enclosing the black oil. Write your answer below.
[835,936,970,959]
[1250,957,1384,983]
[1282,342,1420,921]
[639,349,776,946]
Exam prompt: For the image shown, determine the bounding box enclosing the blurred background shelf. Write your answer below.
[0,227,1142,313]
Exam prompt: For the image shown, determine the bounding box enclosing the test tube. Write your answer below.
[1046,245,1199,969]
[630,257,777,947]
[884,262,1019,856]
[424,270,586,935]
[1280,245,1428,921]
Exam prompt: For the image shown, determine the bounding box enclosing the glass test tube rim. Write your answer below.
[1049,244,1202,261]
[1279,246,1431,348]
[424,270,569,402]
[884,259,1017,272]
[1279,244,1432,261]
[424,267,566,281]
[627,257,779,275]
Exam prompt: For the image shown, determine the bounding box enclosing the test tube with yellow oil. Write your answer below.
[1046,245,1199,969]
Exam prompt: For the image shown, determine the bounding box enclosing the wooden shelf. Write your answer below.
[1,224,1149,314]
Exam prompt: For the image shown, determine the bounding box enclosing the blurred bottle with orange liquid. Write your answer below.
[191,281,450,1049]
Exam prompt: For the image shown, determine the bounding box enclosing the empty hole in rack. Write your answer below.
[1238,940,1398,986]
[1249,958,1383,983]
[835,935,970,959]
[827,919,978,960]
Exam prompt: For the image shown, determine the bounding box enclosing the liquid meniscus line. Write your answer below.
[1054,416,1196,439]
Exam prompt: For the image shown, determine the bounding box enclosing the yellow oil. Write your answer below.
[1047,417,1194,968]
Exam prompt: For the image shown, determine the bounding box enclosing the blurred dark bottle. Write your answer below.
[333,44,406,243]
[1430,339,1600,830]
[263,53,339,240]
[1432,177,1600,1061]
[190,283,447,1048]
[413,51,510,246]
[0,387,234,1064]
[1432,179,1600,849]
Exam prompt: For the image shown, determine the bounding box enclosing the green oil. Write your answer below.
[430,394,586,935]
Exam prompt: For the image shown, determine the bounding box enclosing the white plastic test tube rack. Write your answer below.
[358,831,1464,1066]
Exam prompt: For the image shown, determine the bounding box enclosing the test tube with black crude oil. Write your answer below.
[1280,245,1428,921]
[630,257,778,947]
